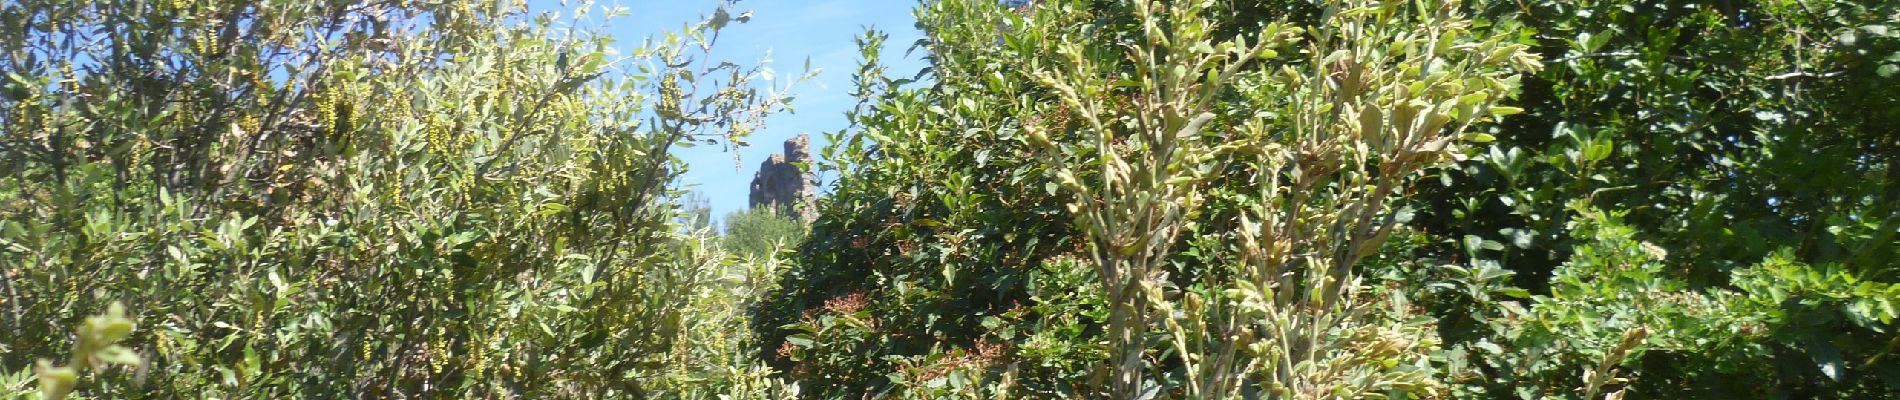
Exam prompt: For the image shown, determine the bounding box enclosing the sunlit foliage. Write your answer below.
[1,0,803,397]
[6,0,1897,398]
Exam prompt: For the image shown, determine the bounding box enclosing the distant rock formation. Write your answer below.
[748,133,817,221]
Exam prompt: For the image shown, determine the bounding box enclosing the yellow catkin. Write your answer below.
[194,27,214,56]
[455,174,473,204]
[316,86,338,132]
[173,106,194,133]
[428,330,450,374]
[469,332,491,379]
[391,90,412,120]
[427,115,449,155]
[389,171,406,203]
[240,115,260,134]
[251,312,266,340]
[497,54,511,96]
[335,79,358,135]
[155,332,171,357]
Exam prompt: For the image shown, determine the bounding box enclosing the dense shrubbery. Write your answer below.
[1,0,803,397]
[765,0,1542,396]
[1408,0,1900,396]
[7,0,1898,398]
[722,207,809,260]
[759,0,1900,398]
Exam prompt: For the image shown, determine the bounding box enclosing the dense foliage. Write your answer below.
[722,207,810,260]
[8,0,1898,398]
[760,0,1900,398]
[2,0,804,397]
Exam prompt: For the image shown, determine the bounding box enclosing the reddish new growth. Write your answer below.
[776,339,798,359]
[913,338,1010,382]
[792,292,872,333]
[1012,0,1038,17]
[972,338,1006,362]
[780,291,880,380]
[823,291,870,314]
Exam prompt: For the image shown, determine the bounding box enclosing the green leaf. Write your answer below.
[785,334,814,347]
[1585,142,1613,162]
[92,346,142,366]
[1809,339,1846,381]
[268,270,287,293]
[709,7,731,30]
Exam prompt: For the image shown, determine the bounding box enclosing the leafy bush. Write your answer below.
[1417,204,1900,398]
[0,0,802,397]
[1417,0,1900,289]
[7,0,1897,398]
[1399,0,1900,396]
[759,0,1899,398]
[722,207,809,259]
[762,0,1538,397]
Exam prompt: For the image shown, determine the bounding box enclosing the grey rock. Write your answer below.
[748,133,816,221]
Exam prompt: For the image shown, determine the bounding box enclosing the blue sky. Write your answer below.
[528,0,930,222]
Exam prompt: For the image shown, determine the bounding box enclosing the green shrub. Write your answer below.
[722,207,809,259]
[0,0,803,397]
[762,0,1537,397]
[7,0,1896,397]
[1402,204,1900,398]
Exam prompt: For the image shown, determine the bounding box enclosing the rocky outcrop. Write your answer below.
[748,133,817,221]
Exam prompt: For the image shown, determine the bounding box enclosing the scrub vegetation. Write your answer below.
[4,0,1897,398]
